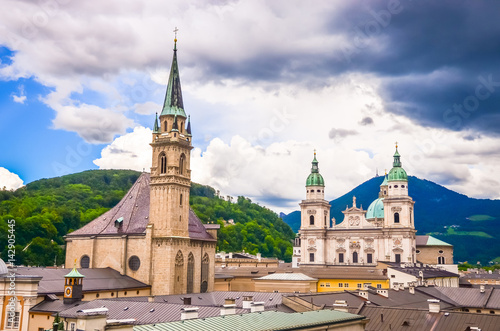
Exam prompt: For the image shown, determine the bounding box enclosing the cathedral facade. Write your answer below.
[65,38,218,296]
[298,148,416,266]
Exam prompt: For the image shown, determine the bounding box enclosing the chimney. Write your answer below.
[409,285,415,295]
[181,307,199,320]
[480,285,485,293]
[399,283,404,291]
[221,299,236,316]
[242,296,253,309]
[333,300,349,313]
[393,283,399,291]
[221,251,226,262]
[377,289,388,298]
[250,302,265,313]
[428,299,440,313]
[257,253,262,262]
[229,252,233,259]
[148,296,155,303]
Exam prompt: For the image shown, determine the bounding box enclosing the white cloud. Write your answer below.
[0,167,24,191]
[93,126,152,170]
[11,84,26,104]
[134,101,162,115]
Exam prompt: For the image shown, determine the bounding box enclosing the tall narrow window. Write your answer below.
[180,193,183,206]
[179,153,186,175]
[395,253,401,263]
[394,212,400,223]
[339,253,344,263]
[201,253,209,293]
[180,121,184,133]
[438,256,445,264]
[324,216,327,226]
[367,253,373,264]
[160,153,167,174]
[174,251,184,294]
[309,215,314,225]
[310,253,315,262]
[353,251,358,263]
[187,253,194,294]
[164,121,168,132]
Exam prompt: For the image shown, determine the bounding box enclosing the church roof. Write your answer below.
[66,173,215,241]
[160,40,186,118]
[416,235,452,247]
[306,153,325,186]
[366,198,384,219]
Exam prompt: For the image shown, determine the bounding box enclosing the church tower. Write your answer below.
[299,152,330,265]
[383,144,416,263]
[149,36,192,238]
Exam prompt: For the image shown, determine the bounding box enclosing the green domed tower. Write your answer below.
[306,153,325,187]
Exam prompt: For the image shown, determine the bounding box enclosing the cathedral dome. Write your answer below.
[306,152,325,187]
[387,145,408,182]
[366,198,384,219]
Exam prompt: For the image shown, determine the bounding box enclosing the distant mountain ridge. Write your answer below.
[282,176,500,264]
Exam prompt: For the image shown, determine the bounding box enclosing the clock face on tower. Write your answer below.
[64,286,72,298]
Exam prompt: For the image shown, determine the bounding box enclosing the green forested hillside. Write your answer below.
[0,170,294,266]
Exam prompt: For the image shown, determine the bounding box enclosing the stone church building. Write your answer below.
[298,147,418,266]
[65,38,219,296]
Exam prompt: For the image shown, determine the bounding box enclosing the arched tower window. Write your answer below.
[180,121,184,133]
[187,253,194,294]
[438,256,445,264]
[80,255,90,268]
[180,193,183,206]
[201,253,209,293]
[394,213,400,223]
[179,153,186,175]
[309,215,314,225]
[353,251,358,263]
[174,251,184,294]
[164,121,168,132]
[159,153,167,174]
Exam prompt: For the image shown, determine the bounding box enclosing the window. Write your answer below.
[164,121,168,131]
[180,193,183,206]
[339,283,343,287]
[344,283,349,287]
[367,253,373,264]
[80,255,90,268]
[395,254,401,263]
[377,284,382,289]
[394,185,398,188]
[357,283,362,288]
[320,284,325,287]
[416,250,421,254]
[326,283,330,287]
[438,256,445,264]
[187,253,194,294]
[179,154,186,175]
[201,253,209,293]
[160,153,167,174]
[96,293,100,298]
[174,251,185,294]
[490,311,495,314]
[309,215,314,225]
[128,256,141,271]
[394,212,400,223]
[401,185,405,188]
[310,253,315,262]
[70,323,76,331]
[476,310,481,313]
[339,253,344,263]
[7,312,20,328]
[438,250,444,254]
[353,251,358,263]
[317,190,320,192]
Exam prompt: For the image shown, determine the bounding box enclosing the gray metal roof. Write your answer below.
[256,273,317,281]
[17,267,149,295]
[133,309,366,331]
[416,286,500,309]
[388,264,459,279]
[66,173,215,241]
[359,305,500,331]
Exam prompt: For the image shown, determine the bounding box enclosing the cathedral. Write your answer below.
[65,37,218,296]
[298,147,417,266]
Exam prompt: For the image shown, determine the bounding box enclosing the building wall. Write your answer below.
[317,279,389,292]
[28,313,53,331]
[416,245,454,265]
[254,280,317,293]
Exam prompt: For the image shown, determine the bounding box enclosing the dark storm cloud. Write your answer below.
[329,128,358,139]
[360,117,374,125]
[195,0,500,135]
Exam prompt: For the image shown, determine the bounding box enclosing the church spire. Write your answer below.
[186,115,192,135]
[153,112,160,133]
[161,31,186,118]
[393,142,401,167]
[306,150,325,187]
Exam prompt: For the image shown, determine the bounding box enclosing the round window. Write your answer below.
[394,185,399,188]
[401,185,405,188]
[416,250,421,254]
[438,250,444,254]
[80,255,90,268]
[129,256,141,271]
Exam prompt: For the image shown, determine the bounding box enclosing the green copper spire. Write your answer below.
[172,114,179,131]
[186,115,192,135]
[160,36,186,118]
[153,112,160,133]
[306,151,325,186]
[381,172,388,186]
[388,143,407,182]
[65,260,85,278]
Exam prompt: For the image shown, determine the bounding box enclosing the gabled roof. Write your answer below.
[416,235,452,247]
[66,173,215,241]
[17,267,149,296]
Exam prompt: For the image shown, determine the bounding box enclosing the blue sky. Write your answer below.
[1,0,500,212]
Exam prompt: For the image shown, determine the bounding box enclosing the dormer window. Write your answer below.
[115,217,123,228]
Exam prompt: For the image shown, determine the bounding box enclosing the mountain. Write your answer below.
[282,176,500,264]
[0,170,294,266]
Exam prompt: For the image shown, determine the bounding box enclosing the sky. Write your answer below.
[1,0,500,213]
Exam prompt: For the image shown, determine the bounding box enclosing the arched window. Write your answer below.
[180,121,184,133]
[309,215,314,225]
[80,255,90,268]
[159,153,167,174]
[180,193,183,206]
[338,253,344,263]
[187,253,194,294]
[324,216,327,227]
[438,256,445,264]
[174,251,184,295]
[395,253,401,263]
[179,153,186,175]
[394,212,400,223]
[201,253,209,293]
[164,121,168,132]
[353,251,358,263]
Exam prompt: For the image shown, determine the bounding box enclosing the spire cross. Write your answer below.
[173,27,179,40]
[314,149,316,156]
[395,141,398,148]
